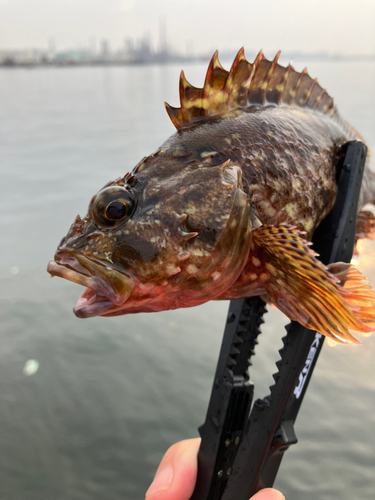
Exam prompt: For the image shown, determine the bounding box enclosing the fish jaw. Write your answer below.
[47,252,135,318]
[74,288,115,318]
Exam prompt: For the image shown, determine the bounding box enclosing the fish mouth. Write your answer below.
[47,252,135,318]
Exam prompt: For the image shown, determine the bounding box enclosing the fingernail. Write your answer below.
[146,465,174,497]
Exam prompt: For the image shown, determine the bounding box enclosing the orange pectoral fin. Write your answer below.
[251,225,375,344]
[356,209,375,240]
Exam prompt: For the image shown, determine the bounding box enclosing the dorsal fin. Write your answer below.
[165,49,336,130]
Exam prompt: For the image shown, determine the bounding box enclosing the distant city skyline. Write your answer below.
[1,0,375,57]
[2,29,374,68]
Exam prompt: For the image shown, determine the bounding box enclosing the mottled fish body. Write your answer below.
[48,49,375,343]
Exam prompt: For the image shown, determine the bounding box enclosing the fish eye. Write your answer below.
[90,187,136,228]
[105,200,128,221]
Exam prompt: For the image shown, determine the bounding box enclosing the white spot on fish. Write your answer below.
[254,150,264,160]
[252,257,261,267]
[285,203,297,218]
[165,264,181,276]
[104,252,113,263]
[192,248,209,257]
[303,218,314,232]
[187,264,198,274]
[259,200,276,217]
[174,146,185,156]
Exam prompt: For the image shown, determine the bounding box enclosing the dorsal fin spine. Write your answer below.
[225,47,252,109]
[165,49,336,130]
[245,50,263,104]
[296,67,308,88]
[273,64,292,104]
[203,50,229,116]
[315,88,327,109]
[302,77,318,107]
[261,50,281,103]
[164,102,182,129]
[179,71,189,122]
[294,68,309,105]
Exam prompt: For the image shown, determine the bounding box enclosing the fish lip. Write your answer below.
[47,254,135,318]
[73,287,114,319]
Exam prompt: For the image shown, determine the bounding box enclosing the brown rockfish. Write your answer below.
[47,49,375,344]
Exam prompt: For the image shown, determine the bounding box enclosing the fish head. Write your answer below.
[47,155,251,317]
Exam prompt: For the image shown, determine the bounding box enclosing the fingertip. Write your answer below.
[145,438,201,500]
[251,488,285,500]
[145,466,174,497]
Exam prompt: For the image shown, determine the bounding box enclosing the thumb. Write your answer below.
[145,438,285,500]
[145,438,200,500]
[251,488,285,500]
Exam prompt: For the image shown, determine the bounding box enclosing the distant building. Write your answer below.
[0,49,48,65]
[100,39,110,58]
[54,50,92,64]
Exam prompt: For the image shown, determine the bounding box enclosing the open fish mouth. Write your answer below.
[47,253,135,318]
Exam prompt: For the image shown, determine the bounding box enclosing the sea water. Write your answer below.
[0,59,374,500]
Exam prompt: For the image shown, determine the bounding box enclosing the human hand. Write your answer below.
[145,438,284,500]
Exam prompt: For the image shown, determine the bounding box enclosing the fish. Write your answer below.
[47,49,375,344]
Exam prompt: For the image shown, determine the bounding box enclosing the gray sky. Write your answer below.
[1,0,375,55]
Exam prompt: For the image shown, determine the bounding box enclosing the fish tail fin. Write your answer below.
[251,225,375,344]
